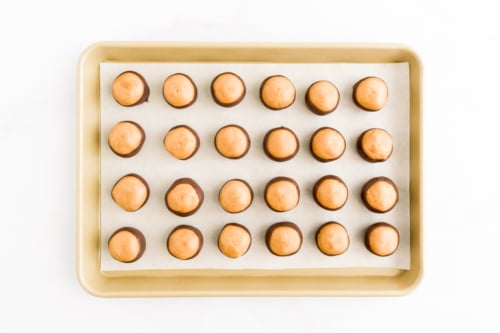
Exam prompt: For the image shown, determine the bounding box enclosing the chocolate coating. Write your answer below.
[107,121,145,157]
[165,178,204,217]
[313,175,348,211]
[352,76,388,111]
[111,71,150,107]
[309,127,346,162]
[305,80,340,115]
[211,72,246,107]
[217,223,252,258]
[108,227,146,263]
[167,225,204,260]
[111,174,150,212]
[163,125,200,160]
[361,177,399,213]
[259,75,296,110]
[364,222,400,256]
[265,222,303,256]
[264,177,300,212]
[357,128,393,162]
[214,124,251,159]
[263,127,299,162]
[315,222,350,256]
[162,73,197,108]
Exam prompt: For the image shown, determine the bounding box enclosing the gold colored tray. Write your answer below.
[77,42,422,297]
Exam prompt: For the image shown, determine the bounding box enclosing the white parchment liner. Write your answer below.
[99,62,410,271]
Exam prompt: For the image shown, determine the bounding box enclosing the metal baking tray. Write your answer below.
[77,42,422,297]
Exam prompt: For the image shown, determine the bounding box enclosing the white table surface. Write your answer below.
[1,0,498,331]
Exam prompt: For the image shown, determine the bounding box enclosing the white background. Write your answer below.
[0,0,498,332]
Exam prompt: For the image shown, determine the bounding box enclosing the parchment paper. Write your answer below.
[99,62,410,271]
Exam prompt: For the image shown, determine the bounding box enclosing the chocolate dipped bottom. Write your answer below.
[108,227,146,263]
[265,222,303,256]
[211,72,246,107]
[111,71,150,106]
[165,178,204,216]
[364,222,400,256]
[163,125,200,160]
[309,127,346,162]
[108,121,145,157]
[162,73,197,108]
[214,124,251,159]
[313,175,348,211]
[260,75,296,110]
[263,127,299,162]
[111,174,150,212]
[315,222,350,256]
[218,179,254,213]
[361,177,399,213]
[357,128,393,162]
[167,225,204,260]
[305,80,340,115]
[217,223,252,258]
[352,76,388,111]
[264,177,300,212]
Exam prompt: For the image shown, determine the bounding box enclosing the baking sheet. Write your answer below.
[99,62,410,271]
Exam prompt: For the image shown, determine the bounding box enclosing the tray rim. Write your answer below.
[77,42,423,297]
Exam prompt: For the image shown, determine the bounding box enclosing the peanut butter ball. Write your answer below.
[218,179,253,213]
[305,80,340,115]
[165,178,204,217]
[264,177,300,212]
[313,175,348,211]
[163,125,200,160]
[357,128,393,162]
[111,174,149,212]
[364,222,400,256]
[315,222,349,256]
[211,72,246,107]
[263,127,299,162]
[108,227,146,263]
[361,177,399,213]
[108,121,145,157]
[352,76,388,111]
[162,73,197,108]
[111,71,149,106]
[265,222,303,256]
[260,75,296,110]
[214,125,251,159]
[310,127,346,162]
[218,223,252,258]
[167,225,203,260]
